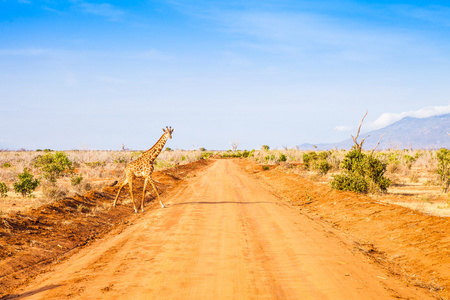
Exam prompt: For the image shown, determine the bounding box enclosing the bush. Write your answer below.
[0,182,7,197]
[279,154,287,162]
[71,174,83,186]
[330,174,368,193]
[242,150,250,158]
[436,148,450,192]
[201,151,213,159]
[34,151,74,183]
[302,152,318,169]
[313,159,331,175]
[14,169,40,197]
[330,148,391,193]
[302,151,331,175]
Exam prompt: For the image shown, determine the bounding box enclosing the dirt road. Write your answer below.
[8,160,432,299]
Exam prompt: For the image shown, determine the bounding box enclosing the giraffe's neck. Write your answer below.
[142,133,169,162]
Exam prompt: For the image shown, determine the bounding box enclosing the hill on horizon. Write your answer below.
[299,113,450,150]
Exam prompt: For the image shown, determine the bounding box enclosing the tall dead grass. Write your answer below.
[0,150,204,210]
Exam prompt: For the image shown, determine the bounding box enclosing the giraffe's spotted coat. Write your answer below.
[113,127,174,212]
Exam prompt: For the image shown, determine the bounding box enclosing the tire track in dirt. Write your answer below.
[7,159,434,299]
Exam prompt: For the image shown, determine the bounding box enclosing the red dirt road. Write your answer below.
[8,160,432,299]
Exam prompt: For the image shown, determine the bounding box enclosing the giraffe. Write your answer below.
[113,126,174,212]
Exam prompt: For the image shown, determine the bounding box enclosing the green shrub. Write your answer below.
[0,182,8,197]
[279,154,287,162]
[14,169,40,197]
[71,174,83,186]
[436,148,450,192]
[201,151,213,159]
[114,157,127,163]
[302,151,331,175]
[302,152,318,169]
[404,154,415,164]
[3,162,11,168]
[330,174,368,193]
[34,151,74,183]
[313,159,331,175]
[85,161,105,167]
[261,145,270,151]
[330,148,391,193]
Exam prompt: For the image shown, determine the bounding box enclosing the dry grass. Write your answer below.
[386,200,450,217]
[1,148,448,218]
[0,150,205,214]
[249,148,450,217]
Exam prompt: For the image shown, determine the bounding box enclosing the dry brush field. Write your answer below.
[0,149,206,214]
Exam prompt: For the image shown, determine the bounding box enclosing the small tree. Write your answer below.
[0,182,8,197]
[230,141,240,152]
[261,145,270,151]
[436,148,450,192]
[34,151,74,183]
[14,169,40,197]
[331,147,391,193]
[330,111,390,193]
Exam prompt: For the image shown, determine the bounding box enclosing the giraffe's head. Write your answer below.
[163,126,174,139]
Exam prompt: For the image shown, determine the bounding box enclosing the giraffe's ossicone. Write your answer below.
[113,126,174,212]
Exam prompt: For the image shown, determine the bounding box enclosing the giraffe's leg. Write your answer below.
[141,177,148,212]
[128,179,138,213]
[113,178,128,207]
[149,177,165,208]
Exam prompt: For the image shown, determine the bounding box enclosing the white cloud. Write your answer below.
[369,105,450,130]
[334,125,353,132]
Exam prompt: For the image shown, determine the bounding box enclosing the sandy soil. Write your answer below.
[246,160,450,299]
[0,159,212,297]
[3,159,435,299]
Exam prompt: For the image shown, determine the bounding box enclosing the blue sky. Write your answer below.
[1,0,450,150]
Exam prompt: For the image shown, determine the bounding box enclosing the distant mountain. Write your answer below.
[299,113,450,150]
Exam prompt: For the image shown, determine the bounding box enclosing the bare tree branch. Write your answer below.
[230,141,240,152]
[351,110,369,152]
[370,132,387,155]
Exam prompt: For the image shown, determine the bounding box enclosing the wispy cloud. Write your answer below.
[130,50,173,61]
[71,1,124,21]
[396,5,450,27]
[369,105,450,130]
[0,48,55,56]
[196,8,419,64]
[334,125,353,132]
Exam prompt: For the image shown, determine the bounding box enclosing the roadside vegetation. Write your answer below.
[1,145,450,217]
[0,149,209,212]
